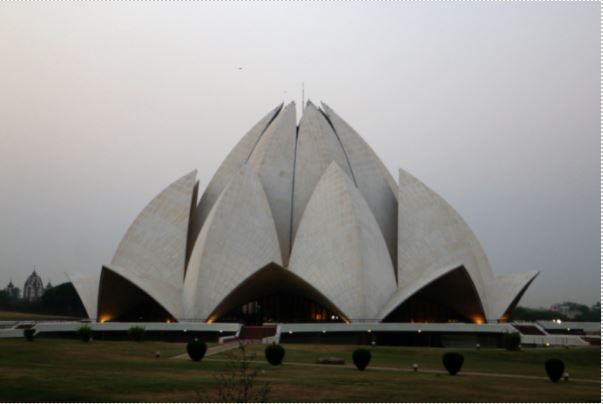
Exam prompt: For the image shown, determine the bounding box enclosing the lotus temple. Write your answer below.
[69,101,539,328]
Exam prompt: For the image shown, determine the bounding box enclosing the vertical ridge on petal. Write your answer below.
[248,102,297,264]
[321,102,398,271]
[291,102,355,244]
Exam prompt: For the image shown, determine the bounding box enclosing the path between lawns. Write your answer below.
[174,353,599,384]
[171,340,248,360]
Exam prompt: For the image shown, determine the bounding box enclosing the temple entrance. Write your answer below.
[383,266,486,324]
[216,293,342,324]
[206,263,347,324]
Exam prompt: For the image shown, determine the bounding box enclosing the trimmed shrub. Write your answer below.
[77,325,92,342]
[503,332,521,351]
[352,348,371,371]
[545,359,565,382]
[128,326,145,342]
[186,338,207,362]
[265,343,285,366]
[23,328,35,342]
[442,352,464,375]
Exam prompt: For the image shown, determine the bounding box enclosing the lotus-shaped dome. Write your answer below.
[71,101,538,324]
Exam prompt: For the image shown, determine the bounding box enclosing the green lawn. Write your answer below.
[214,343,600,380]
[0,339,599,402]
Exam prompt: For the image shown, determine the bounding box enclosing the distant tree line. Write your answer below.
[0,282,86,318]
[511,302,600,322]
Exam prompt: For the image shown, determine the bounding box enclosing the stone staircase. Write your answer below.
[238,325,278,342]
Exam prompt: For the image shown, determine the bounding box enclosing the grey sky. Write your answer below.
[0,2,599,308]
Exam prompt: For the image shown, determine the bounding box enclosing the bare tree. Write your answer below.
[211,343,271,403]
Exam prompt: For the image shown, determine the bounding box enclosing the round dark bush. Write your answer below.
[545,359,565,382]
[352,348,371,371]
[503,332,521,351]
[77,325,92,342]
[442,352,464,375]
[265,343,285,366]
[128,326,145,342]
[23,328,35,342]
[186,339,207,362]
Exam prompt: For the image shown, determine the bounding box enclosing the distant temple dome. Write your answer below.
[70,101,538,324]
[23,270,44,302]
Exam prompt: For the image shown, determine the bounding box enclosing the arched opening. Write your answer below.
[209,263,347,324]
[97,266,175,323]
[384,266,485,323]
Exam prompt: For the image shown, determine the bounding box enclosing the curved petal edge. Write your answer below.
[289,162,397,322]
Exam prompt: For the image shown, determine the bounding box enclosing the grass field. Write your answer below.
[0,339,599,402]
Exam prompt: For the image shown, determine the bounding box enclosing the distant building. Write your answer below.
[4,281,21,300]
[45,281,53,291]
[23,270,45,301]
[549,303,581,320]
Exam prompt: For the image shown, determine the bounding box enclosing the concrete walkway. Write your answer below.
[195,357,599,384]
[171,340,244,360]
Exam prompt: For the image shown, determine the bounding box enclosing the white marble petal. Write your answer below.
[248,102,297,264]
[485,271,540,321]
[190,104,283,243]
[66,272,99,319]
[289,162,397,321]
[397,168,491,314]
[321,102,398,274]
[182,166,282,321]
[291,102,355,244]
[107,170,198,318]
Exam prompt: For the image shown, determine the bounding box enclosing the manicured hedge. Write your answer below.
[352,349,371,371]
[442,352,464,375]
[186,339,207,362]
[265,343,285,366]
[503,332,521,351]
[545,359,565,382]
[77,326,92,342]
[128,326,145,342]
[23,328,35,342]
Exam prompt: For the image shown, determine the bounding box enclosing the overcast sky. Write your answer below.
[0,2,599,308]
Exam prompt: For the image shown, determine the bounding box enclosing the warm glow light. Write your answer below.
[472,316,484,324]
[165,319,171,324]
[98,315,111,324]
